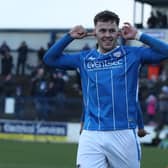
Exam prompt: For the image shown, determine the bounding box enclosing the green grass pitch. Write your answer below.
[0,140,168,168]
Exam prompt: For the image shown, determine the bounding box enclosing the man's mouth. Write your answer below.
[103,40,113,45]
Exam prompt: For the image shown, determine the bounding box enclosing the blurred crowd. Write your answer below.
[0,40,77,121]
[147,10,168,28]
[139,62,168,128]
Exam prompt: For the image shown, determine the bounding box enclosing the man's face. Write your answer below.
[95,21,119,53]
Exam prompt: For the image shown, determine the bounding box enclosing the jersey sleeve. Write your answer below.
[138,33,168,64]
[137,102,144,129]
[43,33,82,70]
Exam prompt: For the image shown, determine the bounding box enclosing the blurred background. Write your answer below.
[0,0,168,168]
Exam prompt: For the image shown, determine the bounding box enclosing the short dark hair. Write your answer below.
[94,10,120,26]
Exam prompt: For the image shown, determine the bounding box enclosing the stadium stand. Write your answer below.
[135,0,168,7]
[134,0,168,28]
[0,29,96,122]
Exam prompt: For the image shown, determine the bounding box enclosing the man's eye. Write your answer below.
[100,29,106,33]
[110,30,117,33]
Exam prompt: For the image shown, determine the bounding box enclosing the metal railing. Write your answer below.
[0,96,82,122]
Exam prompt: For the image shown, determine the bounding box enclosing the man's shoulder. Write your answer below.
[122,45,139,51]
[81,49,97,57]
[122,45,143,56]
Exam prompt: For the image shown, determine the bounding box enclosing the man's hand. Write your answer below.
[138,129,149,137]
[69,25,95,39]
[79,122,84,135]
[120,22,138,40]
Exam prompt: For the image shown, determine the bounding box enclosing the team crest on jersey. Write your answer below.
[88,55,96,61]
[113,51,122,58]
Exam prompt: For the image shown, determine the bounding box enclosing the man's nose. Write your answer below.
[104,31,111,37]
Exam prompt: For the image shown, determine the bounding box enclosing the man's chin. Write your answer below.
[104,46,114,51]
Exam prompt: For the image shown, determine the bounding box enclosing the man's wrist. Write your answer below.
[67,32,74,40]
[134,31,143,41]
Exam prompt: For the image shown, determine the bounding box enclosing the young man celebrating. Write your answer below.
[44,10,168,168]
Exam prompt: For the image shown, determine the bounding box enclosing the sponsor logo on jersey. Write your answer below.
[86,59,123,71]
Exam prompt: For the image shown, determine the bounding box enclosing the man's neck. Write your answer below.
[97,45,120,54]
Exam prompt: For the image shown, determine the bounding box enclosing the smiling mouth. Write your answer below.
[103,41,113,45]
[103,38,113,43]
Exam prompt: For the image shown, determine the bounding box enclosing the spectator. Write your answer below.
[147,64,161,82]
[147,11,157,28]
[37,46,46,63]
[16,41,28,75]
[159,69,168,82]
[1,51,13,75]
[0,41,10,56]
[46,71,62,115]
[155,10,167,28]
[73,70,82,95]
[158,86,168,127]
[1,73,16,97]
[146,94,157,125]
[54,71,66,111]
[31,66,49,120]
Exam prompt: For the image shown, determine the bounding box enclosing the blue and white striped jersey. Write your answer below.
[44,33,168,131]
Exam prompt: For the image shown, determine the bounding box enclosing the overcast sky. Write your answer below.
[0,0,151,29]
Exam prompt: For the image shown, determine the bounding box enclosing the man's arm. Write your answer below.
[43,25,94,69]
[43,34,79,69]
[137,102,144,130]
[137,102,149,137]
[121,23,168,62]
[79,105,85,135]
